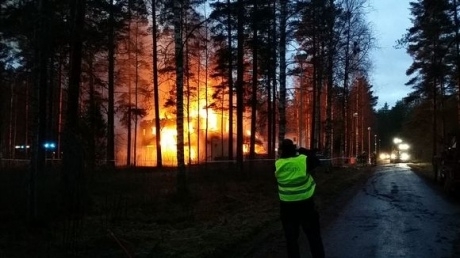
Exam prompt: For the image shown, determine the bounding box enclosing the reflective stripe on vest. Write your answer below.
[275,154,316,201]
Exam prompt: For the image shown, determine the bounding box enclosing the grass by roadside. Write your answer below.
[408,162,434,181]
[408,162,460,257]
[218,165,376,258]
[0,162,376,258]
[407,161,460,196]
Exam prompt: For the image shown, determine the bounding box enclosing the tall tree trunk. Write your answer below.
[151,0,162,167]
[311,32,317,149]
[267,74,272,156]
[227,0,234,160]
[47,57,54,145]
[270,0,277,158]
[433,77,438,165]
[25,80,30,159]
[174,0,187,194]
[454,0,460,129]
[134,20,139,167]
[221,85,225,156]
[299,62,303,147]
[342,12,352,159]
[126,1,132,166]
[29,0,49,222]
[278,0,287,145]
[196,40,201,164]
[359,82,364,154]
[62,0,86,216]
[58,54,64,159]
[107,0,115,168]
[315,43,324,150]
[236,0,245,170]
[205,8,209,163]
[266,8,273,156]
[185,39,192,165]
[9,83,14,158]
[249,0,258,159]
[88,57,96,171]
[324,0,335,158]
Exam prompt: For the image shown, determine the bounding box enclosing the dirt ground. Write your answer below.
[0,161,375,258]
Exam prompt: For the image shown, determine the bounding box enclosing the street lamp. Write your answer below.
[374,134,377,154]
[353,112,358,157]
[367,127,371,164]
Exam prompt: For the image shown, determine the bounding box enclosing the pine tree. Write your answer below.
[405,0,453,160]
[61,0,86,217]
[107,0,116,168]
[278,0,288,145]
[150,0,163,167]
[209,0,237,160]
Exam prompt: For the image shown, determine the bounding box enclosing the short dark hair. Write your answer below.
[279,139,297,157]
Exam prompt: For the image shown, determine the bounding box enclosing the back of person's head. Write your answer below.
[279,139,297,158]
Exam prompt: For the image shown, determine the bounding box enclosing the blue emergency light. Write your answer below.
[43,142,56,149]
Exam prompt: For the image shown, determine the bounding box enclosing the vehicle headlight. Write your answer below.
[400,152,410,161]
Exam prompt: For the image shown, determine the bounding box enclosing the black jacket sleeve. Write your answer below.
[308,154,321,171]
[298,147,321,172]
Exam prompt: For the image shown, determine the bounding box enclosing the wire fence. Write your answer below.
[0,156,374,170]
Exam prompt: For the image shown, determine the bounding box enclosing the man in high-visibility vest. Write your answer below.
[275,139,325,258]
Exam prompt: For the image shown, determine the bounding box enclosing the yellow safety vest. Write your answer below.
[275,154,316,201]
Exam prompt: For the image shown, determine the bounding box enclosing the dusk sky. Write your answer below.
[368,0,413,109]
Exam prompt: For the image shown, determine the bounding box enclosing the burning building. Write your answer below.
[111,20,268,167]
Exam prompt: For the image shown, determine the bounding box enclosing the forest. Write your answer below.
[0,0,379,169]
[1,0,460,257]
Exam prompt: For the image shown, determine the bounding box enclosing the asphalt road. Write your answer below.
[323,163,460,258]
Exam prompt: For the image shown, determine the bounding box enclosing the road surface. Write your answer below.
[323,163,460,258]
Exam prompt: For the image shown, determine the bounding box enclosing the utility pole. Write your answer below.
[374,134,377,154]
[367,127,371,164]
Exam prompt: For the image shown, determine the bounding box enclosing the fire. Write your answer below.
[113,20,267,167]
[201,109,218,131]
[138,110,268,166]
[138,107,268,166]
[160,128,177,149]
[243,137,267,154]
[190,107,219,132]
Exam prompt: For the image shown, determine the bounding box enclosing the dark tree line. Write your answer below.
[0,0,378,209]
[396,0,460,161]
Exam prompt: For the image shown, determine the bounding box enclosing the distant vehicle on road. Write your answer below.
[390,151,411,163]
